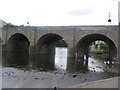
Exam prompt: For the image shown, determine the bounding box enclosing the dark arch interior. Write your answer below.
[7,33,30,51]
[76,34,117,60]
[35,33,68,69]
[36,33,68,54]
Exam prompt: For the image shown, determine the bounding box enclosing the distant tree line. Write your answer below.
[3,23,25,28]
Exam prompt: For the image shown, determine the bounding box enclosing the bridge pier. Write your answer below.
[67,46,89,72]
[67,47,75,58]
[29,46,35,54]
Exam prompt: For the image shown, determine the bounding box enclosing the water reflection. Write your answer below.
[2,48,67,71]
[28,54,55,71]
[55,47,67,70]
[2,52,28,67]
[2,52,55,71]
[2,47,118,88]
[67,57,88,73]
[2,47,117,73]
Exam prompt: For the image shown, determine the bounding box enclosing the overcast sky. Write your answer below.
[0,0,119,26]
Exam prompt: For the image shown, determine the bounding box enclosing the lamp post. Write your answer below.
[108,12,112,23]
[26,17,30,26]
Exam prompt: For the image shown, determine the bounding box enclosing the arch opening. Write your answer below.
[75,34,117,72]
[89,41,109,58]
[76,34,117,60]
[2,33,30,67]
[36,33,68,54]
[7,33,30,52]
[35,33,68,70]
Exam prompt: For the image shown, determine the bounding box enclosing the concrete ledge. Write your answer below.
[70,77,119,88]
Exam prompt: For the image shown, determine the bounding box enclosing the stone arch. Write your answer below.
[36,33,68,54]
[76,33,117,60]
[34,33,68,69]
[6,28,32,45]
[7,33,30,51]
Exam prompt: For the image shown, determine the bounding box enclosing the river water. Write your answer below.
[2,47,116,88]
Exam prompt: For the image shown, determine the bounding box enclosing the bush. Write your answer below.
[100,43,109,51]
[91,43,109,55]
[91,50,103,55]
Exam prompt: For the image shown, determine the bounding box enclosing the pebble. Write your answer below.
[42,78,44,80]
[64,73,66,75]
[72,74,77,78]
[91,61,94,64]
[34,77,39,80]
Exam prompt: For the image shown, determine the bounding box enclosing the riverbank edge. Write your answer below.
[70,77,119,88]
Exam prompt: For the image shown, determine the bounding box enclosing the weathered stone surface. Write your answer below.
[1,26,120,71]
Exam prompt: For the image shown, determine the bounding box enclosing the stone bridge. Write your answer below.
[2,26,120,63]
[0,1,120,73]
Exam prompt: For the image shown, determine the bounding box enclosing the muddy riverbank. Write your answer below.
[2,47,117,88]
[2,66,115,88]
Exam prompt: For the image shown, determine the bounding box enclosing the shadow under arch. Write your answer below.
[7,33,30,51]
[2,33,30,67]
[76,34,117,60]
[36,33,68,54]
[31,33,68,70]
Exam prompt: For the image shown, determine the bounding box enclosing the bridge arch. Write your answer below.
[34,33,68,69]
[7,33,30,51]
[76,33,117,60]
[36,33,68,54]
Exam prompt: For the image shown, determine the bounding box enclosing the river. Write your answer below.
[2,47,116,88]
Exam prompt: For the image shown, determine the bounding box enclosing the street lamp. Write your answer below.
[108,12,112,23]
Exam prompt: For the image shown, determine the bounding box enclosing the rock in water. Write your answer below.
[71,74,77,78]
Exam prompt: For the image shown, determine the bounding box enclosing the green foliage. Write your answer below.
[3,23,25,28]
[3,23,18,28]
[91,50,103,55]
[91,42,109,54]
[19,24,25,27]
[95,44,98,49]
[100,43,109,51]
[56,40,67,47]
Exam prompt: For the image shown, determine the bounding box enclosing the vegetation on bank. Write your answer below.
[3,23,25,28]
[90,43,109,55]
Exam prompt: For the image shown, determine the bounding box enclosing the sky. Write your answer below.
[0,0,120,26]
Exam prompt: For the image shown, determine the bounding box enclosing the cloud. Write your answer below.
[67,9,92,16]
[112,0,119,2]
